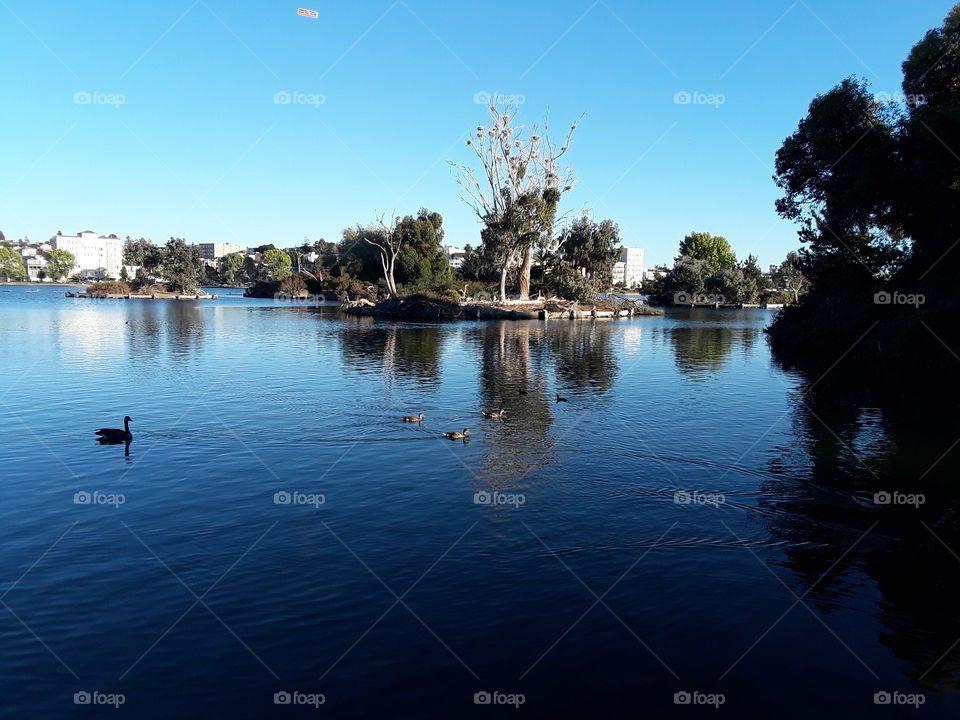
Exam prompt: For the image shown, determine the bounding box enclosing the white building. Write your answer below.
[50,230,124,280]
[16,247,47,281]
[611,247,645,288]
[198,242,246,261]
[443,245,467,269]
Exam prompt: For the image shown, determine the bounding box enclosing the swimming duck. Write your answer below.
[95,416,132,443]
[402,412,424,423]
[556,393,568,402]
[481,409,506,419]
[442,428,470,439]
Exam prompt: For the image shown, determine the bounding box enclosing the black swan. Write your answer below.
[95,416,132,443]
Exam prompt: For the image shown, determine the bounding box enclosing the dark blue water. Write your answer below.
[1,285,958,718]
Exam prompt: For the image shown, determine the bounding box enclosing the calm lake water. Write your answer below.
[1,285,959,718]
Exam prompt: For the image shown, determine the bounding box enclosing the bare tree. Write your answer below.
[361,215,401,298]
[452,105,580,303]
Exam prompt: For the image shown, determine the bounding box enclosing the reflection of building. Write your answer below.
[611,247,645,287]
[444,245,467,269]
[51,230,124,279]
[198,242,246,261]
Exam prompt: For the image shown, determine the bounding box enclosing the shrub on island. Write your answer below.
[277,274,308,297]
[86,281,131,296]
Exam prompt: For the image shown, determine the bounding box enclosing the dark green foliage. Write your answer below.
[339,209,449,292]
[124,238,163,286]
[457,243,501,283]
[768,4,960,384]
[160,238,204,293]
[560,216,622,285]
[222,253,245,285]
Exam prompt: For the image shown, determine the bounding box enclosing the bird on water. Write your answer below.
[95,416,132,443]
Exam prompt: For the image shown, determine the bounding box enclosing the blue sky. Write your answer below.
[0,0,952,267]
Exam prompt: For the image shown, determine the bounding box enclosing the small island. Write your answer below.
[339,294,662,320]
[67,281,218,300]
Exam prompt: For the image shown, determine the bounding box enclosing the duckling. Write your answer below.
[556,393,568,402]
[401,412,424,423]
[481,409,506,419]
[442,428,470,440]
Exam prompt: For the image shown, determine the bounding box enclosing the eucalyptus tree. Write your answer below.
[453,105,580,302]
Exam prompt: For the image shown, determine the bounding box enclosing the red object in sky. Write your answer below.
[297,8,319,18]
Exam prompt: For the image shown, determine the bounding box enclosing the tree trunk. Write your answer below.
[499,264,508,304]
[518,246,532,300]
[386,251,398,298]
